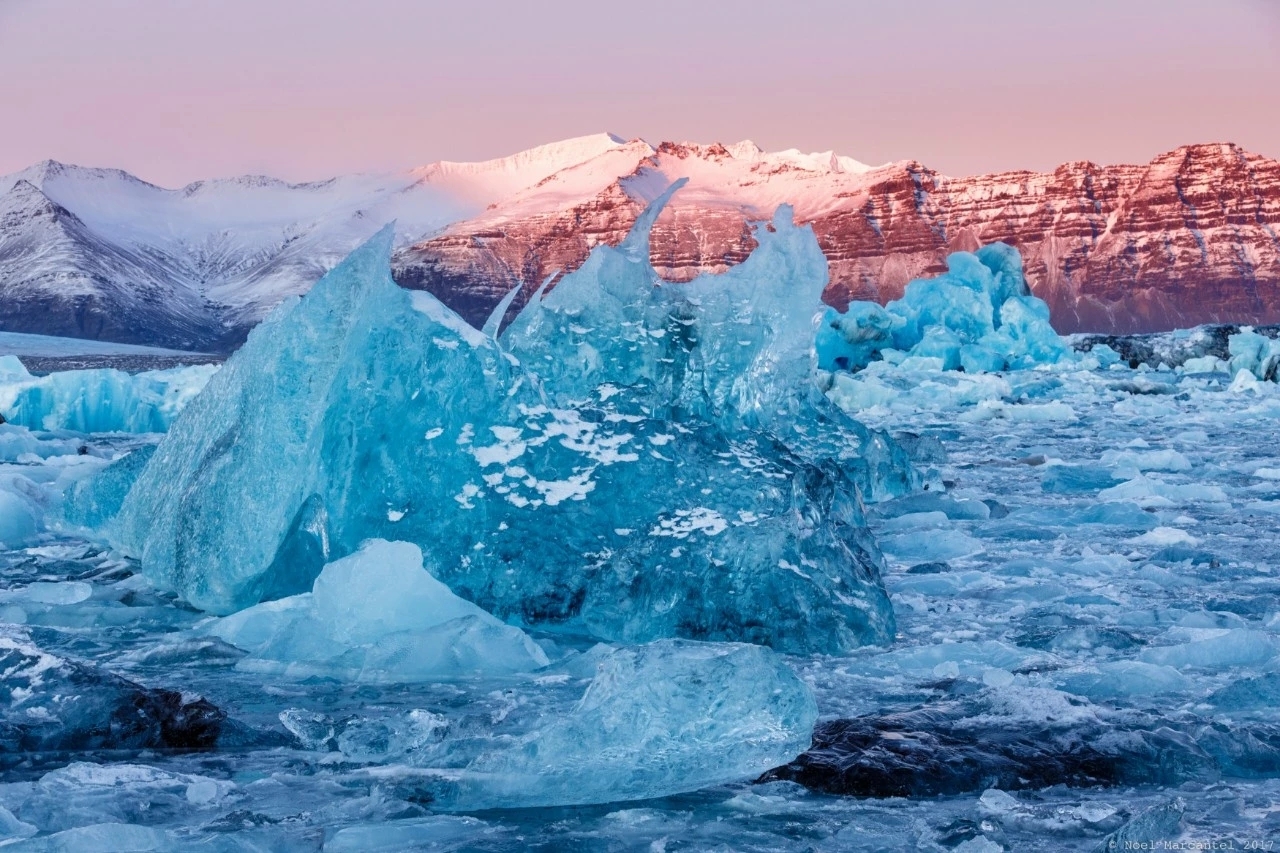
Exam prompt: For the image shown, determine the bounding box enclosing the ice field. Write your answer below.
[2,188,1280,850]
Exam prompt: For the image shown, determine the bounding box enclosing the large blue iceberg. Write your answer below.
[110,186,908,655]
[815,243,1071,374]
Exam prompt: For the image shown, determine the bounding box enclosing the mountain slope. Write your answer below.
[0,179,219,348]
[1,135,1277,348]
[0,135,631,348]
[395,141,1280,334]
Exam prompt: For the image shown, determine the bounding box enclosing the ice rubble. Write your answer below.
[0,355,214,433]
[815,243,1071,375]
[111,188,907,654]
[208,539,549,681]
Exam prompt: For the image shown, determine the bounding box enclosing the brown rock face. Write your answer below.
[394,142,1280,334]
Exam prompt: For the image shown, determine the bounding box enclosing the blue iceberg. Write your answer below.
[112,187,903,654]
[0,359,215,434]
[816,243,1071,374]
[500,180,915,504]
[1227,327,1280,381]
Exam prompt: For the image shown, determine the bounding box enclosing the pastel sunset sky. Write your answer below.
[2,0,1277,185]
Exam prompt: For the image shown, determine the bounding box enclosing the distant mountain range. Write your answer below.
[2,134,1277,350]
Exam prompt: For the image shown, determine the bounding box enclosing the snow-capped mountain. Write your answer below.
[2,134,1277,348]
[396,140,1280,335]
[0,134,632,349]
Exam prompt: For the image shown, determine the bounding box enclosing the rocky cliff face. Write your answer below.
[395,142,1280,334]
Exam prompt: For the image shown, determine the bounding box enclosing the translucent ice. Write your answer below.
[410,639,818,810]
[500,179,915,501]
[1227,327,1280,381]
[0,487,38,546]
[0,362,215,433]
[816,242,1071,374]
[115,202,899,654]
[502,181,826,431]
[208,539,549,681]
[61,446,156,532]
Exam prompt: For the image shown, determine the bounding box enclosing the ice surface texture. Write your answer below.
[60,445,155,532]
[113,187,904,654]
[816,243,1070,374]
[500,180,915,504]
[1228,326,1280,381]
[0,356,214,433]
[376,639,818,810]
[209,539,549,681]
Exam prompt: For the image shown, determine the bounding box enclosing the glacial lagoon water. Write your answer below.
[3,193,1280,850]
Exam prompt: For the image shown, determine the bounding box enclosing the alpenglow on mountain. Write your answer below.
[2,134,1278,349]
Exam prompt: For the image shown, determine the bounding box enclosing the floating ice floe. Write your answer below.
[107,185,908,654]
[342,638,817,810]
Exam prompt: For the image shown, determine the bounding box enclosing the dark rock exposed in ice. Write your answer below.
[0,627,224,769]
[1073,324,1280,370]
[761,689,1280,798]
[906,561,950,575]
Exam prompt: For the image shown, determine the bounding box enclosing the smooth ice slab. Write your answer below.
[208,539,549,681]
[402,639,818,810]
[113,202,899,654]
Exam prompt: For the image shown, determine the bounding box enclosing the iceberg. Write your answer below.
[113,188,902,654]
[1227,327,1280,381]
[0,358,215,434]
[503,182,823,432]
[500,180,914,502]
[208,539,549,681]
[816,243,1071,374]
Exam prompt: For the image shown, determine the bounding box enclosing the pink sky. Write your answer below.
[1,0,1277,186]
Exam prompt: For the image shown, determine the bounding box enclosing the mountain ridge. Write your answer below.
[1,136,1276,349]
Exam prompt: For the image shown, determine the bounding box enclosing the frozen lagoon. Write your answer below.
[4,203,1280,848]
[4,352,1280,849]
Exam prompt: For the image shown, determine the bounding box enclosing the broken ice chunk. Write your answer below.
[208,540,549,681]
